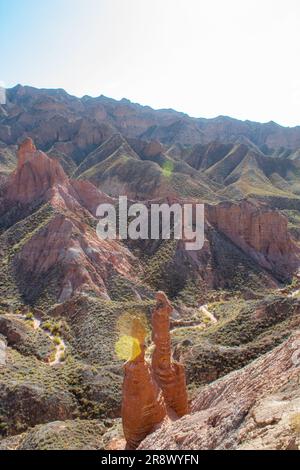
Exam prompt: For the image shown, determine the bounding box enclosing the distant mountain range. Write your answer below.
[2,84,300,206]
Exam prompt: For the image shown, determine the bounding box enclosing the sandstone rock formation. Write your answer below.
[121,293,188,449]
[2,138,114,216]
[152,291,189,417]
[15,212,135,302]
[207,200,300,280]
[139,331,300,450]
[3,85,300,153]
[71,179,114,215]
[2,88,300,451]
[121,318,166,449]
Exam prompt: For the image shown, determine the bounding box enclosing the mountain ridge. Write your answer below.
[3,85,300,153]
[9,83,300,130]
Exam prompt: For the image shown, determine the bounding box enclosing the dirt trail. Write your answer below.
[289,289,300,298]
[171,304,218,334]
[199,304,218,324]
[15,313,66,366]
[32,318,41,330]
[47,334,66,366]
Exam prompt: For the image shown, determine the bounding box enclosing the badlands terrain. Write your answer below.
[0,85,300,450]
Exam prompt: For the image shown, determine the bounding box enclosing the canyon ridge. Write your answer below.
[0,85,300,450]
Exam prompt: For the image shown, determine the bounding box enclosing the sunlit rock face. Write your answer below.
[0,138,139,304]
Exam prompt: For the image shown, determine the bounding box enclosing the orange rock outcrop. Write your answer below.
[121,292,188,449]
[121,318,167,450]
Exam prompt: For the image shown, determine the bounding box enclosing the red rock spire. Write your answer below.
[17,137,37,169]
[121,318,166,450]
[152,291,189,418]
[121,292,188,449]
[7,137,68,205]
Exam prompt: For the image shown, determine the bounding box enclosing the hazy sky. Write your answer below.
[1,0,300,126]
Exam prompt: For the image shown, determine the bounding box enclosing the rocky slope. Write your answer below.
[0,138,140,306]
[1,138,297,310]
[140,331,300,450]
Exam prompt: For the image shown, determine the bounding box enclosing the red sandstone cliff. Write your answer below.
[206,200,300,280]
[0,139,139,303]
[4,138,113,216]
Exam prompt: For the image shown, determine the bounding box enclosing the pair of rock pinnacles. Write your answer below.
[121,291,189,449]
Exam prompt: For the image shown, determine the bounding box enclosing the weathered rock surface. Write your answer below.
[236,386,300,450]
[15,212,136,302]
[2,138,112,216]
[4,85,300,154]
[139,331,300,450]
[6,138,68,205]
[1,87,300,451]
[122,350,167,450]
[71,179,114,215]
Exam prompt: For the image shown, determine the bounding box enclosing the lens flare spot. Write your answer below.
[162,161,174,178]
[117,312,149,342]
[115,335,141,361]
